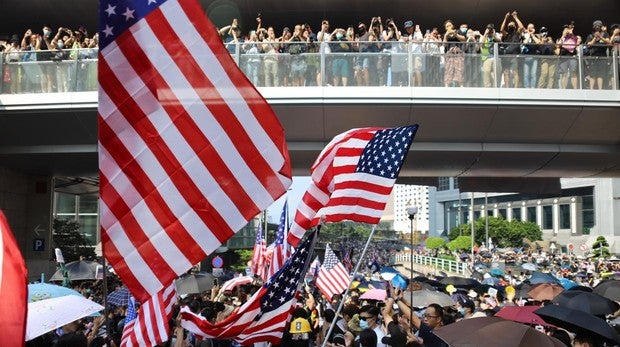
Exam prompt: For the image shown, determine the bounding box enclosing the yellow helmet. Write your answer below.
[290,317,312,334]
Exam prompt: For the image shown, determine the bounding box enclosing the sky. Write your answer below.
[265,176,311,223]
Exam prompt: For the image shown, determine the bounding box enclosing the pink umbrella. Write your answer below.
[496,305,555,327]
[360,288,387,301]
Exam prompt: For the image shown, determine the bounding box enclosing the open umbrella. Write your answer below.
[521,263,537,271]
[551,291,620,316]
[528,283,564,301]
[490,268,504,277]
[175,273,215,295]
[439,276,480,288]
[26,295,103,341]
[495,305,555,327]
[380,267,400,280]
[50,260,103,281]
[514,282,533,299]
[406,289,455,308]
[28,283,83,303]
[593,280,620,301]
[557,278,578,290]
[107,287,131,306]
[535,305,620,344]
[360,288,386,301]
[433,316,566,347]
[529,271,561,285]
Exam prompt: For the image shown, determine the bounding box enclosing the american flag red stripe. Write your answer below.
[121,283,177,347]
[251,225,267,281]
[287,126,417,246]
[220,275,253,293]
[99,0,291,303]
[268,199,290,278]
[0,210,27,347]
[181,232,317,345]
[316,244,349,300]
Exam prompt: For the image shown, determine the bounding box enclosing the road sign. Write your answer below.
[212,256,224,268]
[568,243,574,250]
[33,238,45,251]
[580,244,588,251]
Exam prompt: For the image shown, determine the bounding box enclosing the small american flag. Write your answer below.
[251,224,267,281]
[287,125,418,246]
[121,283,176,347]
[316,244,350,301]
[98,0,291,304]
[267,199,290,278]
[181,231,317,345]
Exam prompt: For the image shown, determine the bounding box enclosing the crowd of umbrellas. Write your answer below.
[367,265,620,347]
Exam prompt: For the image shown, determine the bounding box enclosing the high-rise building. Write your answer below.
[383,184,433,236]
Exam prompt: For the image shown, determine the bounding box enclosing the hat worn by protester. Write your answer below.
[593,20,604,27]
[446,284,456,294]
[348,314,364,333]
[404,20,413,29]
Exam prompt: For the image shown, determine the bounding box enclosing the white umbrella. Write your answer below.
[26,295,103,341]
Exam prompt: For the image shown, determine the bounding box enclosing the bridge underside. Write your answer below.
[0,88,619,193]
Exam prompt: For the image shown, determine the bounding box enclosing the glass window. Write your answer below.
[474,211,481,220]
[55,193,76,215]
[512,208,521,221]
[453,178,459,189]
[487,210,493,218]
[582,195,594,230]
[499,209,507,219]
[79,194,98,213]
[527,207,536,223]
[559,204,570,229]
[543,206,553,229]
[438,177,450,191]
[79,215,98,245]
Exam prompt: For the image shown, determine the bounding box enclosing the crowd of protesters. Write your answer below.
[218,12,620,89]
[2,11,620,94]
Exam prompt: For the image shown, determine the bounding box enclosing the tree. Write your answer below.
[449,217,542,248]
[232,249,253,273]
[425,237,446,256]
[591,236,610,258]
[447,236,474,252]
[52,219,96,262]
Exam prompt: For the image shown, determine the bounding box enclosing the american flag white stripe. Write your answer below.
[121,283,176,347]
[220,276,253,293]
[99,0,291,303]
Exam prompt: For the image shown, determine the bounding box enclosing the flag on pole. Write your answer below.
[309,256,321,279]
[181,231,317,345]
[267,199,290,278]
[251,224,267,281]
[287,125,418,246]
[0,210,27,347]
[220,275,253,293]
[121,283,176,347]
[98,0,291,304]
[340,246,353,273]
[316,244,349,301]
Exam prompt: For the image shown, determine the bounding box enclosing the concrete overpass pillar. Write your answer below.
[0,167,54,282]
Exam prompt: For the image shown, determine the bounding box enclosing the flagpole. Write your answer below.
[321,224,378,347]
[101,241,111,338]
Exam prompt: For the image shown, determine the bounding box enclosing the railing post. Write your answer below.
[577,44,583,90]
[0,52,4,93]
[493,42,499,88]
[613,49,618,90]
[320,41,326,87]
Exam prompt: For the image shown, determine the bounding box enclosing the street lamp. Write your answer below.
[406,203,418,332]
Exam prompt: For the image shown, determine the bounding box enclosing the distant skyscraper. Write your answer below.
[382,184,430,235]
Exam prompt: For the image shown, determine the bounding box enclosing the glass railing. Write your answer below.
[1,43,618,94]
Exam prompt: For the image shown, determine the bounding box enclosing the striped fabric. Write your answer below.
[267,199,290,278]
[98,0,291,304]
[220,275,253,293]
[121,283,176,347]
[287,125,418,246]
[316,244,349,301]
[251,224,267,281]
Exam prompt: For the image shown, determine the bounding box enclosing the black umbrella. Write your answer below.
[535,305,620,345]
[552,291,619,316]
[568,285,593,293]
[514,282,533,299]
[50,260,103,281]
[439,276,481,288]
[593,280,620,302]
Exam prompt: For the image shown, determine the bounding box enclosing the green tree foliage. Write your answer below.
[449,217,542,248]
[591,236,611,258]
[425,237,446,250]
[52,219,96,262]
[447,235,474,252]
[232,249,254,273]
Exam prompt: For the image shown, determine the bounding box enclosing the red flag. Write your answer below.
[0,210,28,347]
[287,125,418,246]
[181,232,317,345]
[121,283,176,347]
[98,0,291,303]
[316,244,349,301]
[250,225,267,281]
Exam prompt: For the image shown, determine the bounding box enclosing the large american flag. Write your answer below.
[0,210,27,347]
[316,244,350,301]
[180,231,317,345]
[120,283,176,347]
[267,199,290,278]
[98,0,291,305]
[287,125,418,246]
[251,224,267,281]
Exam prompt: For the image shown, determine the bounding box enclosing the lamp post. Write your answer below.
[406,203,418,332]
